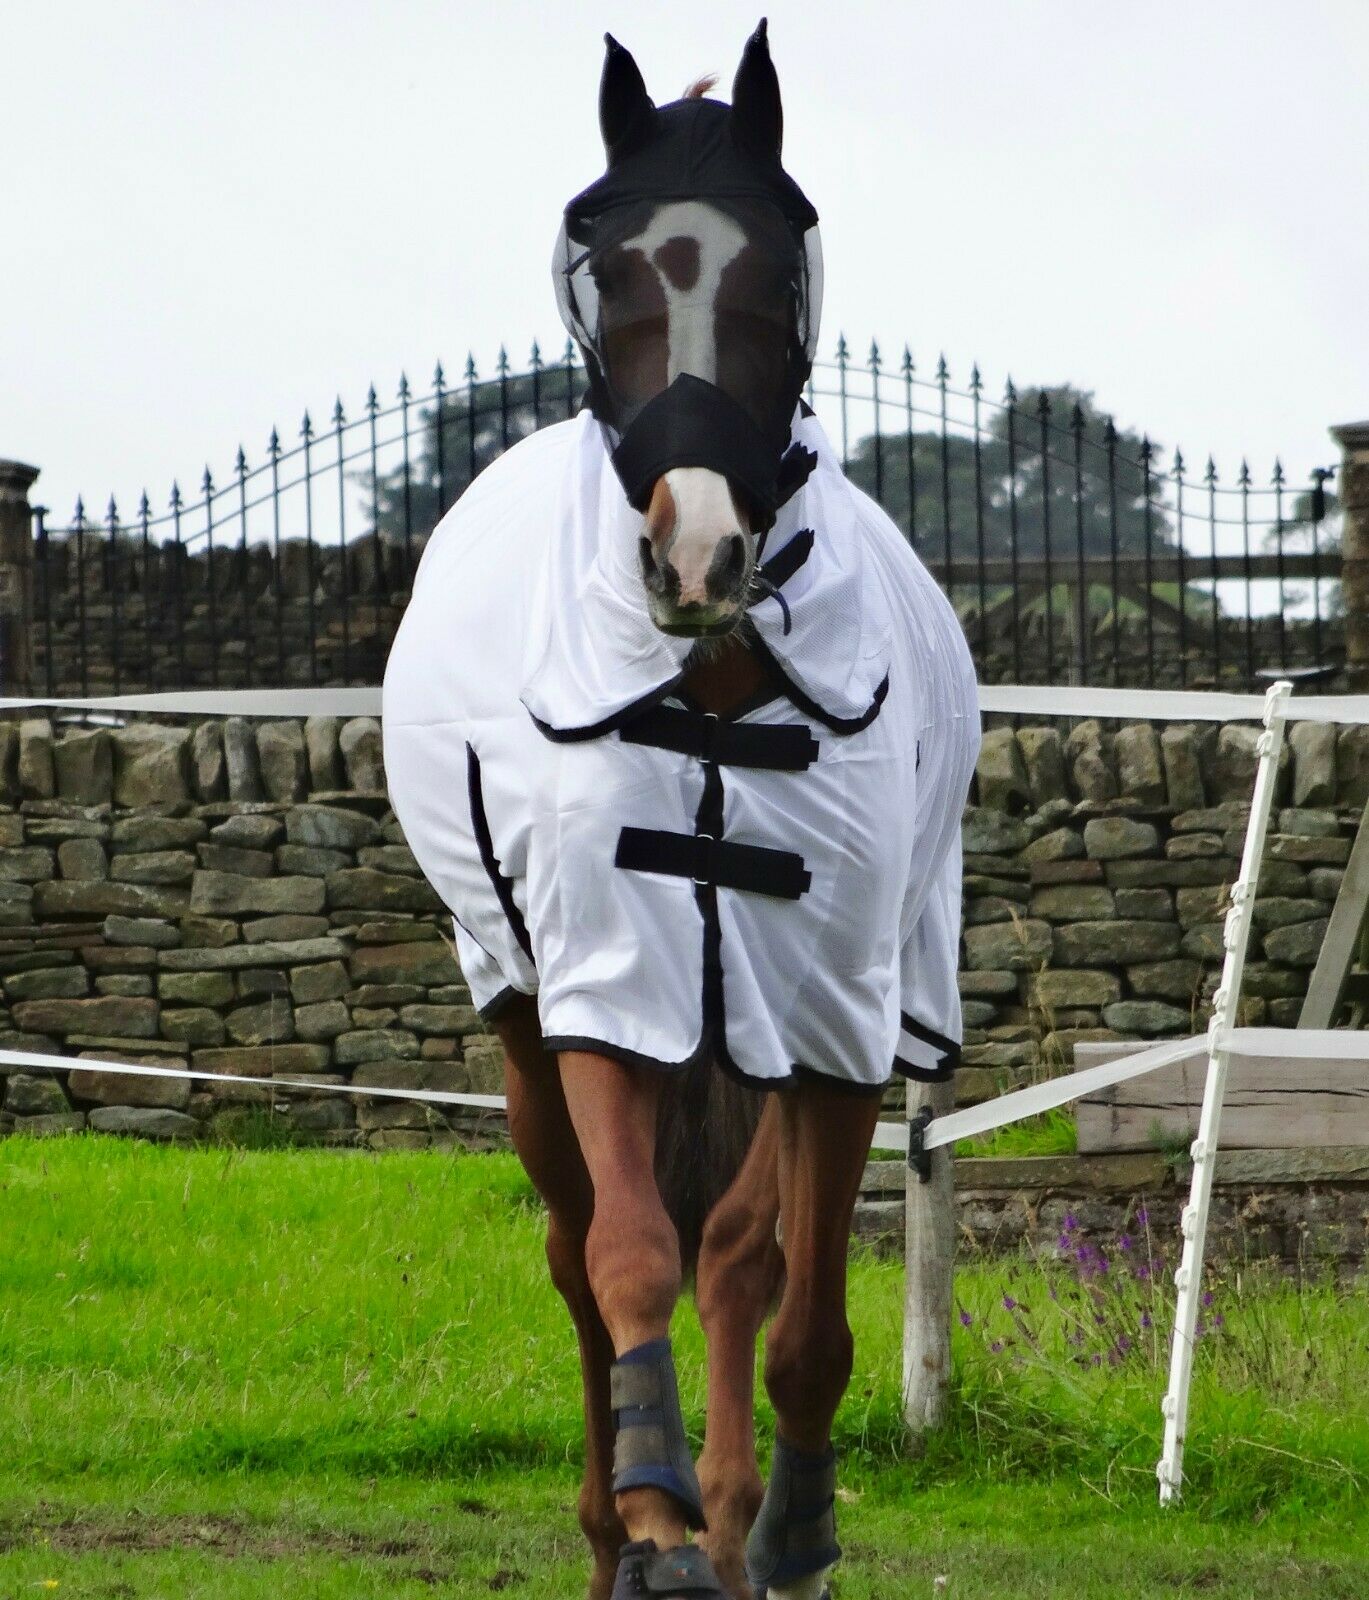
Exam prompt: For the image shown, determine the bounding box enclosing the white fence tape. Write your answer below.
[0,688,382,718]
[4,681,1369,726]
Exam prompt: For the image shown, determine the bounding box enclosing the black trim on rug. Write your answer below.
[524,670,690,744]
[748,630,891,735]
[465,742,535,964]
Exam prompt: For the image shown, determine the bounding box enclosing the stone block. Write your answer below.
[1102,999,1190,1036]
[211,813,284,849]
[285,803,380,851]
[4,1072,71,1114]
[257,720,307,803]
[1114,888,1173,921]
[179,916,238,948]
[35,879,188,920]
[1126,958,1203,1001]
[241,915,329,945]
[463,1041,506,1093]
[347,940,459,988]
[96,975,154,998]
[962,918,1052,972]
[290,960,350,1003]
[0,845,57,881]
[1029,859,1105,886]
[1021,827,1084,863]
[335,1028,420,1064]
[69,1063,190,1109]
[1029,968,1120,1009]
[1051,919,1181,966]
[11,995,159,1038]
[1309,868,1344,903]
[1176,885,1230,926]
[339,717,384,790]
[191,721,226,801]
[1160,725,1205,811]
[295,999,351,1041]
[161,1006,227,1046]
[1114,724,1166,805]
[87,1106,198,1139]
[1288,721,1336,808]
[197,843,275,878]
[1017,726,1067,806]
[1250,896,1325,930]
[111,816,206,852]
[57,838,107,880]
[1029,884,1115,922]
[18,719,55,799]
[958,970,1019,998]
[159,970,235,1006]
[975,728,1030,814]
[964,896,1015,925]
[11,1111,87,1136]
[276,844,350,877]
[352,1006,397,1027]
[1277,808,1340,839]
[190,871,326,916]
[54,729,113,804]
[83,945,157,973]
[1083,817,1159,860]
[1261,918,1328,967]
[1103,859,1230,888]
[351,983,427,1007]
[111,725,191,806]
[1209,723,1278,805]
[1263,834,1351,866]
[399,1003,482,1036]
[160,937,343,972]
[1172,803,1249,834]
[4,966,89,1001]
[1065,722,1116,801]
[325,868,443,913]
[960,808,1030,856]
[111,850,197,885]
[350,1057,469,1094]
[357,845,421,876]
[1039,1027,1120,1063]
[225,999,294,1045]
[104,914,179,948]
[192,1043,330,1080]
[1335,725,1369,809]
[223,718,263,801]
[304,716,343,791]
[1167,832,1223,859]
[1180,923,1227,960]
[237,968,288,998]
[0,880,34,927]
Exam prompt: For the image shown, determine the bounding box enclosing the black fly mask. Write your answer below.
[553,22,822,532]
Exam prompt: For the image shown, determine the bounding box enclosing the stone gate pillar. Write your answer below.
[0,460,40,697]
[1332,421,1369,690]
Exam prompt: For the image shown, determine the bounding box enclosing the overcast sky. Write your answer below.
[4,0,1365,523]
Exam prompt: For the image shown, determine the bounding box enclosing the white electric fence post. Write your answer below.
[1156,678,1292,1505]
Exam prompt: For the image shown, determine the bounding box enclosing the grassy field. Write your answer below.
[0,1135,1365,1598]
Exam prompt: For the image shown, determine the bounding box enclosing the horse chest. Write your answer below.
[680,636,771,716]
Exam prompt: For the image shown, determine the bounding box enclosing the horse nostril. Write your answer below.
[707,533,749,602]
[639,536,662,592]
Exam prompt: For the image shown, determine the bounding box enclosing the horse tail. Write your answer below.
[653,1056,766,1277]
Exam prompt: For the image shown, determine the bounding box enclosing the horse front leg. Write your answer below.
[493,997,625,1600]
[694,1097,784,1600]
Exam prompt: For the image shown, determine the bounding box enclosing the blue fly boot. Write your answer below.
[744,1438,840,1600]
[610,1540,729,1598]
[609,1338,706,1530]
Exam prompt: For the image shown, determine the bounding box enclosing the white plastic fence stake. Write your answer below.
[1156,678,1292,1505]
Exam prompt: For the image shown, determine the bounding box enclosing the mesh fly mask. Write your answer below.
[552,24,823,532]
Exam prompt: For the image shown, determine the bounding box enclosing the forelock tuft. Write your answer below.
[682,74,719,100]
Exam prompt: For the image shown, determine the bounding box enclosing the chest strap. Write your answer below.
[616,827,811,900]
[620,704,819,771]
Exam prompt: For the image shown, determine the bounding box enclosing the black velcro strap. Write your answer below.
[620,704,819,771]
[616,827,811,900]
[757,527,815,592]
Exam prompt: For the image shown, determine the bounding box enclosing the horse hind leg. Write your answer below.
[493,996,624,1600]
[694,1096,784,1600]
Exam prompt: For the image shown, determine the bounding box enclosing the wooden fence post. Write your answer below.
[1332,421,1369,690]
[0,459,39,696]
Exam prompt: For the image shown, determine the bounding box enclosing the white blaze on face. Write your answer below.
[618,200,754,619]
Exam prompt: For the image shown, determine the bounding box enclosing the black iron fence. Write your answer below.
[29,340,1340,695]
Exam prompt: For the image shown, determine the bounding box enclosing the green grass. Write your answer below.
[954,1106,1078,1159]
[0,1135,1365,1598]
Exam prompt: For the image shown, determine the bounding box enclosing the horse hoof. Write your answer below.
[611,1539,729,1598]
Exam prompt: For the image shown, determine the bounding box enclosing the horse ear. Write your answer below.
[600,34,655,163]
[731,18,782,160]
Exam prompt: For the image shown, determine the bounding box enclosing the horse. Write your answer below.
[383,22,979,1599]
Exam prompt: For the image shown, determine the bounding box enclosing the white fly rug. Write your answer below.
[383,408,979,1092]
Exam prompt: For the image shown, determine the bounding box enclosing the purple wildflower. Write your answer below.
[1064,1214,1078,1232]
[1119,1234,1133,1252]
[1202,1290,1214,1309]
[990,1339,1005,1354]
[1135,1206,1149,1226]
[958,1307,974,1328]
[1002,1295,1018,1312]
[1090,1352,1102,1367]
[1140,1312,1153,1330]
[1212,1313,1225,1330]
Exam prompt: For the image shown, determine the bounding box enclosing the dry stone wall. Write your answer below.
[0,708,1364,1165]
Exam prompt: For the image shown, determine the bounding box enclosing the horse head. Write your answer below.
[554,20,822,638]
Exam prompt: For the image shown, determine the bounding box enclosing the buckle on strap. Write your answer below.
[619,703,819,771]
[615,827,811,900]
